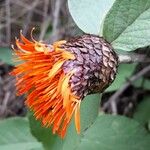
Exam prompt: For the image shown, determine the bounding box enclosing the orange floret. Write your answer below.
[11,30,81,138]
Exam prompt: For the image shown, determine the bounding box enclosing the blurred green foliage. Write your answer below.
[0,0,150,150]
[106,63,137,92]
[0,117,42,150]
[103,0,150,51]
[0,48,14,65]
[133,96,150,129]
[29,94,101,150]
[68,0,115,35]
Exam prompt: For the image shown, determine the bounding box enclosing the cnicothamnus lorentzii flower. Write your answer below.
[11,30,118,138]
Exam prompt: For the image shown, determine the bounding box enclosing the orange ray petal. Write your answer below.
[61,74,71,107]
[62,51,75,60]
[48,60,65,79]
[74,102,81,134]
[63,87,70,108]
[16,40,35,52]
[53,110,65,133]
[53,40,66,49]
[20,31,33,44]
[11,31,82,139]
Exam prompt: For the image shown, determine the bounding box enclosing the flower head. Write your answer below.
[11,30,118,138]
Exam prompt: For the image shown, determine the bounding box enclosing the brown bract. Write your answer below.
[11,31,118,138]
[61,34,118,99]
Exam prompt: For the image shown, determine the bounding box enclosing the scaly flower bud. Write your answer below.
[11,30,118,138]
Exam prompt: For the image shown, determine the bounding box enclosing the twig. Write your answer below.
[119,53,150,63]
[50,0,63,42]
[39,17,51,41]
[5,0,11,43]
[14,0,43,16]
[0,0,40,30]
[39,0,50,40]
[23,10,34,36]
[0,92,10,115]
[103,65,150,114]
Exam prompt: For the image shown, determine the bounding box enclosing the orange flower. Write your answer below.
[11,29,118,138]
[11,30,81,138]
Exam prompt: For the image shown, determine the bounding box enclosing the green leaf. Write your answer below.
[106,63,136,92]
[63,94,101,150]
[29,94,101,150]
[133,78,143,88]
[148,121,150,131]
[133,96,150,127]
[134,78,150,90]
[29,112,63,150]
[103,0,150,51]
[0,47,14,65]
[0,117,42,150]
[143,79,150,90]
[73,115,150,150]
[68,0,115,35]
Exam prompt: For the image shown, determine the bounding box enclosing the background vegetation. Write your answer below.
[0,0,150,150]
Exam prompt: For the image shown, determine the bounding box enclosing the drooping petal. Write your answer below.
[11,31,81,138]
[75,102,81,134]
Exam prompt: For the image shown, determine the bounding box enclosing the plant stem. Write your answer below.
[103,65,150,114]
[118,54,150,63]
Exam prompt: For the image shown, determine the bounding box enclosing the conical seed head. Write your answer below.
[61,34,118,99]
